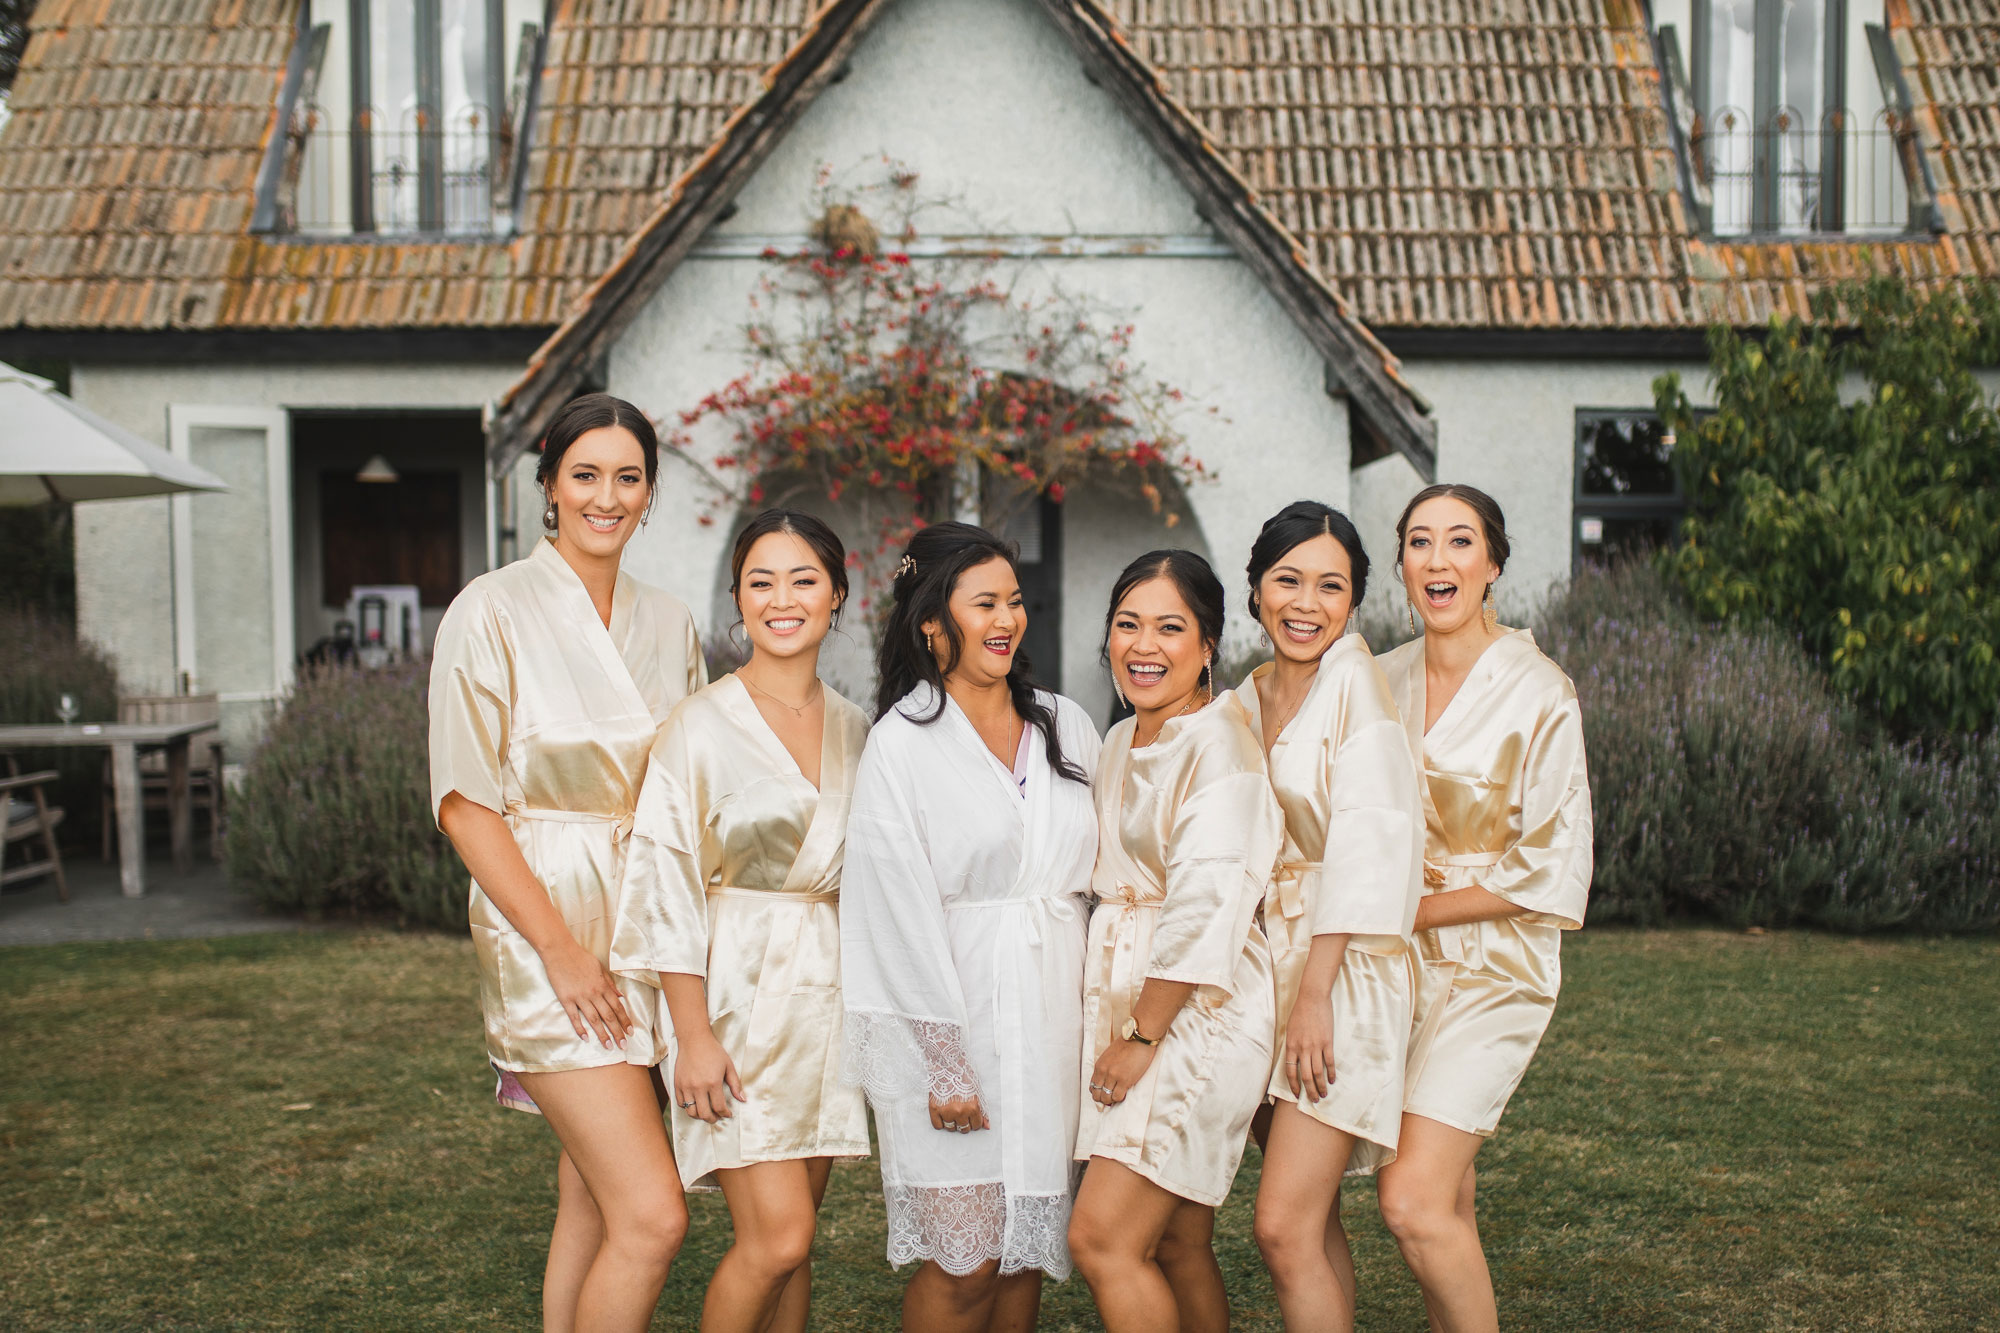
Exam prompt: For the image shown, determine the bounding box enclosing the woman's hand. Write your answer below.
[1088,1035,1158,1107]
[540,940,634,1048]
[929,1093,989,1134]
[1283,987,1338,1102]
[674,1029,745,1122]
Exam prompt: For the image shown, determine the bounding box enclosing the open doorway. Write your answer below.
[289,411,488,663]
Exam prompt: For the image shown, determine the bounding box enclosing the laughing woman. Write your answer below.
[1374,484,1592,1333]
[1069,550,1283,1333]
[841,522,1101,1333]
[613,509,871,1333]
[430,394,706,1333]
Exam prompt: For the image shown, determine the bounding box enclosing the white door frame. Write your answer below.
[167,404,295,702]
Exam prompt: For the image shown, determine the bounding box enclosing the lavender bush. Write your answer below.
[0,608,121,843]
[224,662,469,927]
[1539,562,1999,932]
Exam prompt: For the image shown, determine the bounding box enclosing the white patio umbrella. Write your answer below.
[0,361,228,504]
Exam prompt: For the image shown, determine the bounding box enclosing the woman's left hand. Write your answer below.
[1283,988,1337,1102]
[1088,1034,1158,1107]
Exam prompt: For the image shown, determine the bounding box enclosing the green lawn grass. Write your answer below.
[2,928,1995,1331]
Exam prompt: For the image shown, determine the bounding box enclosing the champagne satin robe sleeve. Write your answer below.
[1232,633,1423,1171]
[1378,628,1592,1137]
[427,537,706,1100]
[613,676,872,1190]
[1076,698,1283,1207]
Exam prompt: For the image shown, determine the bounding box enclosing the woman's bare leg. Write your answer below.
[1067,1159,1196,1332]
[517,1065,688,1333]
[703,1158,831,1333]
[1254,1103,1358,1333]
[545,1149,605,1333]
[1375,1114,1494,1333]
[988,1270,1045,1333]
[903,1257,1002,1333]
[1155,1199,1228,1333]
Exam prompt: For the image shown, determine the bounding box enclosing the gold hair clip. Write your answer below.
[896,554,917,578]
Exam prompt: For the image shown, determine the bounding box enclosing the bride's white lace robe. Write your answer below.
[840,684,1101,1278]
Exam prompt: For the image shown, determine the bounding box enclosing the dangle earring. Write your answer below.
[1112,674,1128,710]
[542,497,558,532]
[1483,584,1499,633]
[1203,657,1215,699]
[1407,599,1418,635]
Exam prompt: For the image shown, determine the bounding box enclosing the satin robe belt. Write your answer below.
[1267,862,1406,959]
[1091,887,1162,1044]
[1272,860,1317,921]
[509,806,635,841]
[1420,851,1505,966]
[707,886,840,905]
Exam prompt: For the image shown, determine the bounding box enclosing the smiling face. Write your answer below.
[1401,494,1502,636]
[1256,532,1355,666]
[926,556,1024,691]
[546,425,651,561]
[735,529,838,663]
[1108,575,1211,714]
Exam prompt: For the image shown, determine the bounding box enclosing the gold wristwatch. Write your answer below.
[1119,1017,1158,1046]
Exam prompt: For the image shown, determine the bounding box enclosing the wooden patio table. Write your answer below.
[0,720,214,898]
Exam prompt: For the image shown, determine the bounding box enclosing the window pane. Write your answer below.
[368,0,422,230]
[1578,515,1678,565]
[439,0,494,233]
[1578,415,1678,497]
[1773,0,1825,230]
[1703,0,1757,234]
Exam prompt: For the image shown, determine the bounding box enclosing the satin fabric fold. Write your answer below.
[841,686,1102,1278]
[1076,697,1283,1208]
[428,537,705,1096]
[1232,634,1423,1172]
[1378,628,1593,1136]
[613,674,872,1189]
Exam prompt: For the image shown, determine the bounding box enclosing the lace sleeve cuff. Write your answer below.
[844,1012,981,1104]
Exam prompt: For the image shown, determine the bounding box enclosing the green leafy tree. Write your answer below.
[1654,277,2000,736]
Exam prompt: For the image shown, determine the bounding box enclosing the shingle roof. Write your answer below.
[1,0,1996,339]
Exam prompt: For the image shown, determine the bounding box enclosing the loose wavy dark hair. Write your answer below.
[729,508,849,625]
[1244,499,1370,621]
[874,521,1086,784]
[1099,548,1227,665]
[537,393,661,493]
[1394,483,1511,578]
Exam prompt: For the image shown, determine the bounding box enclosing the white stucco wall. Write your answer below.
[609,0,1352,707]
[67,360,518,748]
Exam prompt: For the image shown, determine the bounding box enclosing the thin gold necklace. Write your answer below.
[740,671,822,717]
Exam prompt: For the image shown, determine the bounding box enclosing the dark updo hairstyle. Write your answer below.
[1099,549,1227,668]
[874,521,1086,784]
[1394,483,1511,584]
[537,394,661,527]
[1244,500,1370,621]
[729,508,849,626]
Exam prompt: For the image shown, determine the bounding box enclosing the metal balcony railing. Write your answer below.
[1689,105,1923,237]
[274,103,511,237]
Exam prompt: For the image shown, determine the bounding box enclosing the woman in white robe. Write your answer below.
[841,522,1101,1333]
[430,395,703,1333]
[1374,484,1592,1333]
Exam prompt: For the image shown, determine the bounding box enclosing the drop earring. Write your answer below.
[542,500,557,532]
[1112,675,1128,710]
[1483,584,1499,633]
[1407,599,1417,635]
[1203,657,1215,698]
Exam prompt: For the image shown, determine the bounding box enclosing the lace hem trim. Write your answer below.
[844,1011,981,1104]
[883,1183,1073,1279]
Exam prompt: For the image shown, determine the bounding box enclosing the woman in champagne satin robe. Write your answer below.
[614,674,872,1187]
[1069,550,1283,1333]
[431,394,705,1333]
[615,509,867,1333]
[1372,483,1591,1333]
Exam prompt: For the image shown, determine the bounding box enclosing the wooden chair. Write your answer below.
[100,693,227,861]
[1,759,68,900]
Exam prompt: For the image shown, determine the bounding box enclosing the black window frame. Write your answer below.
[1572,409,1687,573]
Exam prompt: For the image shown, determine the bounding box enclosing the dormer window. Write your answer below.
[257,0,546,238]
[1653,1,1939,237]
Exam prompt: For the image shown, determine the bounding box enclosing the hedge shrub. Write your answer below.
[1541,561,1999,932]
[224,661,468,928]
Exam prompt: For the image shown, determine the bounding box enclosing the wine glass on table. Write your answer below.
[55,693,79,728]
